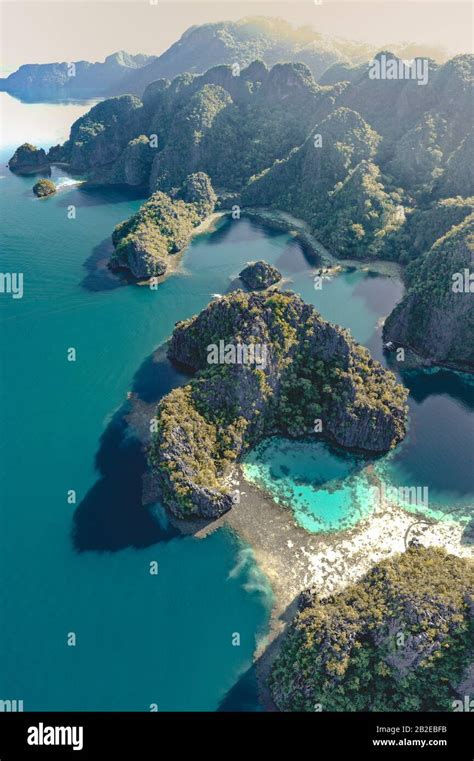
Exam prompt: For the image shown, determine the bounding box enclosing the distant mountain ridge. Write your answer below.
[0,16,449,101]
[0,51,156,100]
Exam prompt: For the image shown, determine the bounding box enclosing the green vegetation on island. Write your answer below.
[10,45,474,368]
[270,546,474,712]
[110,172,216,279]
[384,214,474,369]
[239,260,282,289]
[149,290,408,518]
[32,179,56,197]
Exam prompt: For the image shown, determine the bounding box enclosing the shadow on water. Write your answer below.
[56,183,147,209]
[71,410,173,552]
[275,239,315,274]
[72,345,191,553]
[218,596,300,712]
[401,368,474,408]
[206,215,290,247]
[132,344,189,403]
[80,236,128,292]
[14,167,52,183]
[225,276,245,294]
[217,664,263,712]
[382,361,474,409]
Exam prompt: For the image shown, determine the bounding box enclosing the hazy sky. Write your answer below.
[0,1,472,71]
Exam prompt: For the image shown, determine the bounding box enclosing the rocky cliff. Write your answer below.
[110,172,216,279]
[383,215,474,370]
[8,143,49,172]
[149,290,408,519]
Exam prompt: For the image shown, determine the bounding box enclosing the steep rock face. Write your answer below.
[61,95,144,172]
[245,139,403,259]
[271,546,474,711]
[385,111,447,192]
[383,215,474,369]
[435,131,474,199]
[242,108,385,247]
[334,52,439,144]
[8,143,48,172]
[332,53,473,178]
[149,83,233,192]
[258,62,319,100]
[110,172,216,279]
[239,260,281,289]
[382,197,474,264]
[149,290,408,519]
[95,135,154,186]
[314,161,405,258]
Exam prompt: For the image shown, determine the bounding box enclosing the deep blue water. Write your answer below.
[244,261,473,531]
[0,95,472,710]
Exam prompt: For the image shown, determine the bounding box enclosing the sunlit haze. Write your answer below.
[1,1,472,72]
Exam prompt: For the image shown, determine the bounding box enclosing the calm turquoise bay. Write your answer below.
[0,95,472,710]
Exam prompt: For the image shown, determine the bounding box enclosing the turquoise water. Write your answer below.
[0,95,472,711]
[0,96,283,711]
[243,266,473,532]
[243,438,375,533]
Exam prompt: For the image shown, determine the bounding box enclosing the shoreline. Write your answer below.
[225,464,472,709]
[242,207,404,279]
[120,211,472,710]
[126,392,472,710]
[131,211,228,286]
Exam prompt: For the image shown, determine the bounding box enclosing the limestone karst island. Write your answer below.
[0,2,472,749]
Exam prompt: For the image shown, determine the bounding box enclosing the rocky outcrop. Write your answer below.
[149,290,408,519]
[239,260,281,289]
[383,215,474,370]
[32,179,56,197]
[270,546,474,711]
[8,143,48,173]
[110,172,216,279]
